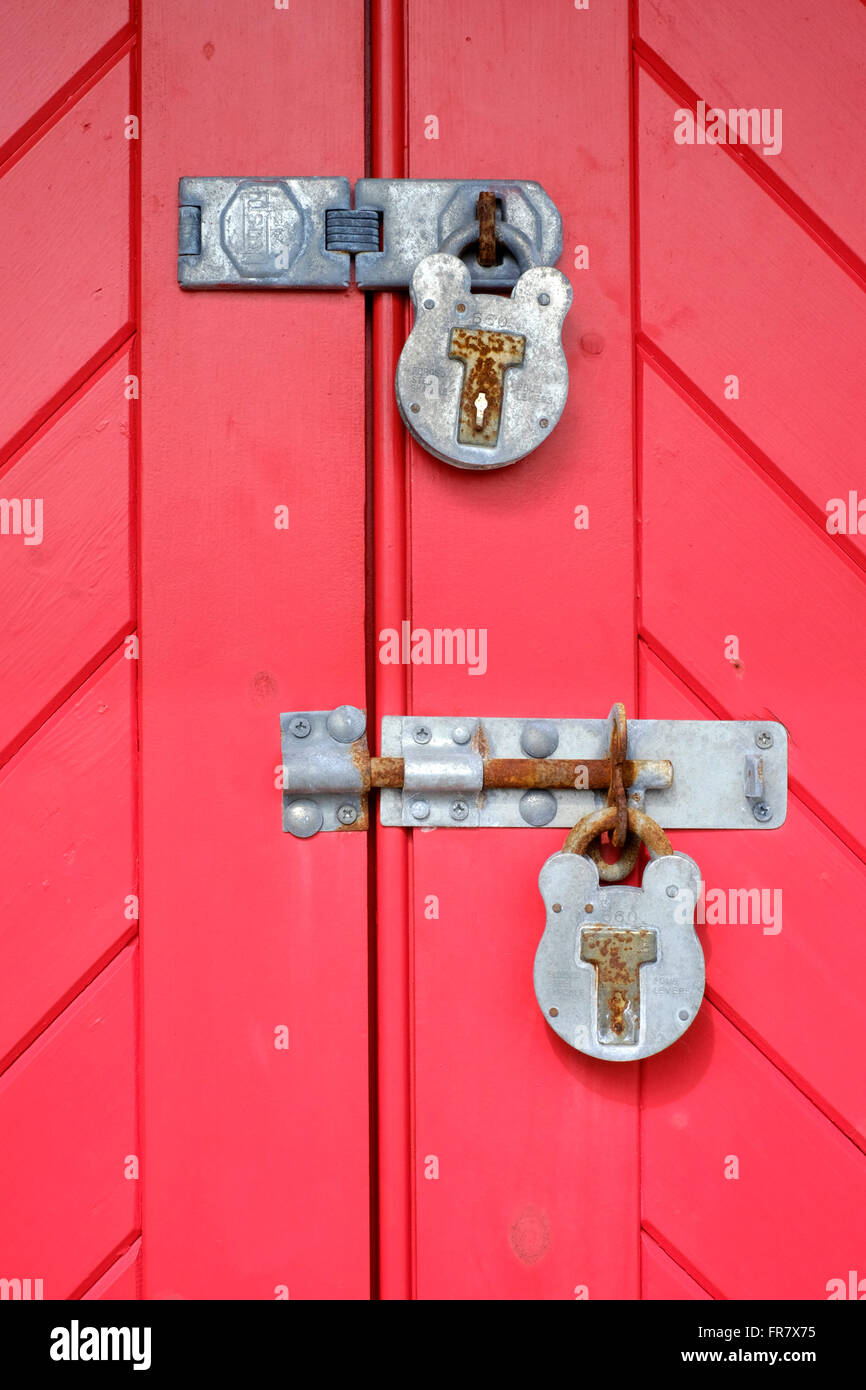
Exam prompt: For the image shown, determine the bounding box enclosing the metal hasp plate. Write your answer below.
[534,852,705,1061]
[177,178,562,291]
[379,714,787,829]
[280,706,788,834]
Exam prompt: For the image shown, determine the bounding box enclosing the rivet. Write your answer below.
[552,902,562,914]
[452,725,472,745]
[752,801,773,822]
[411,799,431,821]
[423,298,435,309]
[666,885,678,899]
[520,719,559,759]
[538,417,549,429]
[410,402,420,414]
[413,725,432,744]
[549,1007,559,1017]
[755,731,773,749]
[337,804,358,825]
[289,716,311,738]
[537,292,550,306]
[584,904,594,913]
[456,302,466,312]
[678,1009,689,1022]
[284,798,323,839]
[519,790,557,827]
[326,704,366,744]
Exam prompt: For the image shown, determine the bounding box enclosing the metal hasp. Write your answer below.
[177,178,563,291]
[280,704,788,837]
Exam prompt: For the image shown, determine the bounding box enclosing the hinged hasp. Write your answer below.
[178,178,563,291]
[280,705,788,838]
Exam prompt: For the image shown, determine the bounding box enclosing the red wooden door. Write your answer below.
[0,0,864,1304]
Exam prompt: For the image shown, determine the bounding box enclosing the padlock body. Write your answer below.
[534,852,705,1061]
[396,253,571,469]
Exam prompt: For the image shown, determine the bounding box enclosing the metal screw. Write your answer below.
[520,719,559,759]
[289,717,311,738]
[752,801,773,822]
[519,789,557,826]
[452,724,472,745]
[755,731,773,749]
[284,798,323,838]
[423,298,435,309]
[552,902,562,914]
[666,885,678,899]
[327,704,366,744]
[537,292,550,306]
[337,805,358,825]
[413,725,432,744]
[410,402,420,413]
[538,417,549,429]
[411,799,430,821]
[450,799,469,821]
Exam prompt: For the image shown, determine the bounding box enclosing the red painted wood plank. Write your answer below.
[140,0,369,1299]
[0,57,130,454]
[0,949,137,1300]
[0,355,132,760]
[638,0,866,267]
[0,0,129,159]
[637,68,866,563]
[643,1004,866,1299]
[81,1239,141,1300]
[402,0,638,1298]
[0,653,135,1070]
[640,646,866,1151]
[640,364,866,860]
[642,1233,711,1301]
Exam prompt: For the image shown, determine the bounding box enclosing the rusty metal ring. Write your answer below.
[562,805,673,883]
[437,219,535,274]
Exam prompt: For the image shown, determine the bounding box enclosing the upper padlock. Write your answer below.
[396,253,572,470]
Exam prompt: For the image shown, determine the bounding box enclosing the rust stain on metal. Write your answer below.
[449,327,525,447]
[476,190,497,268]
[369,755,403,788]
[350,738,372,792]
[580,926,657,1045]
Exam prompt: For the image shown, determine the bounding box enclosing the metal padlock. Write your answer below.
[534,836,705,1061]
[396,252,572,470]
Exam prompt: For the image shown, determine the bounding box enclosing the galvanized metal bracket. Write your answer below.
[178,178,563,291]
[280,706,788,837]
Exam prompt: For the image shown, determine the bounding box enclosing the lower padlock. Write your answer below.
[396,251,572,469]
[534,807,705,1060]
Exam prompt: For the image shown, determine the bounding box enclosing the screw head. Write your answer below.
[520,719,559,759]
[452,724,472,745]
[666,885,678,898]
[752,801,773,822]
[450,799,469,821]
[519,789,557,827]
[337,804,358,825]
[413,725,432,744]
[289,716,311,738]
[284,798,323,838]
[411,799,431,821]
[537,292,550,306]
[755,731,773,749]
[326,705,366,744]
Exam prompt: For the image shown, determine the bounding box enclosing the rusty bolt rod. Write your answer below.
[369,757,672,792]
